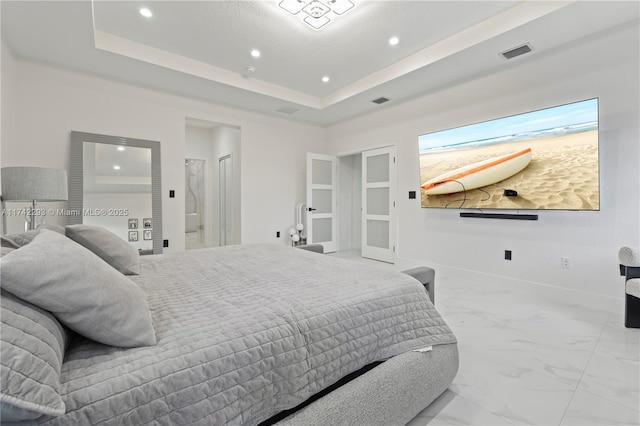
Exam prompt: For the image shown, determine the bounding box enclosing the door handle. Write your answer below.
[308,207,316,212]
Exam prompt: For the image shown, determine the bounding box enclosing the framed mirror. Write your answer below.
[69,131,163,254]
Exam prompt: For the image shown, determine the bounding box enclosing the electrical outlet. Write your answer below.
[504,250,512,260]
[561,257,571,269]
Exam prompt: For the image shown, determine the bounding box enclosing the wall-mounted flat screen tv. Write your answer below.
[418,98,599,210]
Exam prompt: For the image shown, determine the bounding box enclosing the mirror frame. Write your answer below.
[69,131,163,254]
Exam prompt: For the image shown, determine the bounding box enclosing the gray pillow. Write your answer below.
[0,225,63,249]
[1,289,69,421]
[36,223,65,234]
[0,229,40,248]
[0,230,156,348]
[65,224,140,275]
[1,246,15,257]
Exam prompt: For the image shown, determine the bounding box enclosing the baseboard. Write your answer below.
[395,256,624,313]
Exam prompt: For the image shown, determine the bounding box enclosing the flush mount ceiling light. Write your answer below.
[278,0,355,30]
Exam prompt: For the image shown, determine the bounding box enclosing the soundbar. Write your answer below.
[459,212,538,221]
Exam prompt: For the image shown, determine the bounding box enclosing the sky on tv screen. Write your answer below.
[418,98,598,153]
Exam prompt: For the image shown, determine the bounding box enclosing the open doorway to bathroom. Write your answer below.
[185,158,206,249]
[185,118,241,250]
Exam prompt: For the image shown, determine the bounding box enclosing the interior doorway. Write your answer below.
[336,146,396,263]
[218,154,232,247]
[338,153,362,253]
[185,158,207,249]
[185,118,241,250]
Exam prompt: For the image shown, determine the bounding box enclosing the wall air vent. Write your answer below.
[501,43,533,60]
[276,106,299,115]
[371,97,390,105]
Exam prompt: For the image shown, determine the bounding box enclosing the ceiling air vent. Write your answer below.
[371,97,390,105]
[276,106,299,115]
[501,43,533,60]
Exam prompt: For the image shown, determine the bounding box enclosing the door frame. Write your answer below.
[218,154,232,247]
[335,144,397,261]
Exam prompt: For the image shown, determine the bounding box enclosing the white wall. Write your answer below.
[1,40,17,233]
[1,40,16,167]
[327,23,640,298]
[1,58,326,251]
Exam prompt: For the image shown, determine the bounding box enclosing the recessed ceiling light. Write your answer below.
[389,37,399,46]
[139,8,152,18]
[322,76,330,83]
[117,146,125,151]
[251,49,261,58]
[113,165,121,170]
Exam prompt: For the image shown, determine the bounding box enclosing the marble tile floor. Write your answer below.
[329,250,640,426]
[185,231,219,250]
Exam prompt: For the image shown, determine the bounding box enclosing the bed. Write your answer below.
[1,226,458,425]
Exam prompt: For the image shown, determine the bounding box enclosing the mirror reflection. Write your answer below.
[69,131,162,254]
[83,142,153,252]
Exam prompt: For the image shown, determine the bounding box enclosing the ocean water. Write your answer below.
[420,121,598,153]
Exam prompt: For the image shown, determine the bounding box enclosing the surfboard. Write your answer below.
[421,148,532,195]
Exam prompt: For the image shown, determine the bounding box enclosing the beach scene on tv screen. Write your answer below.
[418,98,599,210]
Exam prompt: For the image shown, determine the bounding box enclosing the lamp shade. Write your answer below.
[1,167,68,202]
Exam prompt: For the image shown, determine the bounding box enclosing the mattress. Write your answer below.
[20,244,456,425]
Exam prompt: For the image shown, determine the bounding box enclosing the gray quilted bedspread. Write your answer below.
[31,244,456,425]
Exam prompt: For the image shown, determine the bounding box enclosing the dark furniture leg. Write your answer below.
[626,292,640,328]
[622,265,640,328]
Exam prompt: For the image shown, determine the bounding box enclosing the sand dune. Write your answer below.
[419,130,599,210]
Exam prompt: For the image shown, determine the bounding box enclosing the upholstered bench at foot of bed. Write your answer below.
[402,266,436,304]
[275,342,459,426]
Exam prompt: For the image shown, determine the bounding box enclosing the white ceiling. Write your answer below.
[2,1,638,125]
